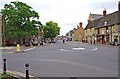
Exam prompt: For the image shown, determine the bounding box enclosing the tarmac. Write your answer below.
[0,42,119,79]
[0,45,40,79]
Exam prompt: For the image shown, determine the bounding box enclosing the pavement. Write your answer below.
[74,42,119,48]
[0,44,47,54]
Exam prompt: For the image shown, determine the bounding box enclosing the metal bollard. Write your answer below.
[25,63,29,79]
[3,58,6,74]
[70,76,76,79]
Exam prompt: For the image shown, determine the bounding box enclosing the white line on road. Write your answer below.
[92,48,98,50]
[60,49,71,52]
[72,47,85,50]
[24,47,36,52]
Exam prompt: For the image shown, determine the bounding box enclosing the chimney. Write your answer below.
[79,22,82,28]
[118,1,120,11]
[77,25,79,29]
[103,9,107,16]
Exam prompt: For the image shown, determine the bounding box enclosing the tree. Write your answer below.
[43,21,60,41]
[0,1,40,43]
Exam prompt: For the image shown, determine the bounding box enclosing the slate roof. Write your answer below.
[97,11,120,28]
[90,14,103,20]
[85,17,102,29]
[85,11,120,30]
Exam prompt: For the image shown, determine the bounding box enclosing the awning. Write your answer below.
[112,32,120,36]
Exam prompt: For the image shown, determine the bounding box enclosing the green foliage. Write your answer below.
[43,21,60,39]
[0,1,40,38]
[0,73,15,79]
[66,32,69,36]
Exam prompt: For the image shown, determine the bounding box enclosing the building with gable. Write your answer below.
[74,22,85,42]
[85,1,120,45]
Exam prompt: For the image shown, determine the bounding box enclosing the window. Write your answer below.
[104,21,107,26]
[106,27,109,33]
[114,25,118,32]
[90,28,92,32]
[98,29,100,34]
[102,28,104,34]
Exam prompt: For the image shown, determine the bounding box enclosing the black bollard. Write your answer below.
[70,76,76,79]
[3,58,6,74]
[63,39,65,43]
[25,63,29,79]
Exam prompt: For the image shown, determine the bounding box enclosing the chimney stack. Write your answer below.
[77,25,79,29]
[79,22,82,28]
[103,9,107,16]
[118,1,120,11]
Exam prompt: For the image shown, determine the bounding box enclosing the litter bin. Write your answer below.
[17,44,21,51]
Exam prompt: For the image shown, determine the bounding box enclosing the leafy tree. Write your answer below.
[32,20,44,37]
[0,1,40,43]
[66,32,69,36]
[43,21,60,41]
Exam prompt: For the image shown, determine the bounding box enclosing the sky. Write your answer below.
[0,0,119,35]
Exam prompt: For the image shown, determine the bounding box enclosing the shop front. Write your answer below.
[112,32,120,45]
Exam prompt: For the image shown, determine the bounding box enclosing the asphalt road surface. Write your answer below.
[2,40,118,77]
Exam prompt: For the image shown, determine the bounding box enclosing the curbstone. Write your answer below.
[0,69,39,79]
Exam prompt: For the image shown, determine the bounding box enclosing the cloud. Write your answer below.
[87,1,118,13]
[0,0,119,35]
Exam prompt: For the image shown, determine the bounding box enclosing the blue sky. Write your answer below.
[0,0,119,35]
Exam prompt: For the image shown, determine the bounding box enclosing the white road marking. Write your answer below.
[92,48,98,50]
[24,47,36,52]
[72,47,85,50]
[60,49,70,51]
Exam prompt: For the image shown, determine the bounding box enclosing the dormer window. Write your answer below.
[104,21,107,26]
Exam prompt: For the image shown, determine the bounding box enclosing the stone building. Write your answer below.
[85,1,120,45]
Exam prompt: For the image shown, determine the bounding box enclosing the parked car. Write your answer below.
[31,38,38,46]
[109,42,119,46]
[5,41,13,46]
[25,42,30,47]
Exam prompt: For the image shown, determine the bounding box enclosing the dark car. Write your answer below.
[5,41,13,46]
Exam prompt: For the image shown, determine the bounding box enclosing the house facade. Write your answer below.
[85,13,102,44]
[74,22,85,42]
[85,2,120,45]
[66,29,76,41]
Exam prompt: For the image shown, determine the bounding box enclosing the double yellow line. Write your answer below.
[0,52,14,54]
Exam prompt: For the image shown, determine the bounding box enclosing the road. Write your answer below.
[2,40,118,77]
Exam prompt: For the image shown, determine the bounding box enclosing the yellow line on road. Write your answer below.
[0,52,14,54]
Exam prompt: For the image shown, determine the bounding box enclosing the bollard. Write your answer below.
[63,39,65,43]
[25,63,29,79]
[70,76,76,79]
[3,58,6,74]
[17,44,21,51]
